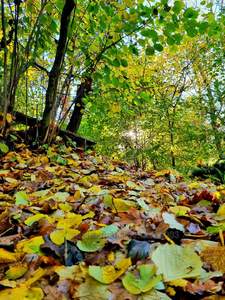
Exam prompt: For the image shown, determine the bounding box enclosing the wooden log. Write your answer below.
[13,111,95,149]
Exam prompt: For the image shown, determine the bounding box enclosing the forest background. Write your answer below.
[0,0,224,173]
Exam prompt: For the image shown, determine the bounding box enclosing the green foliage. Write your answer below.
[0,0,224,172]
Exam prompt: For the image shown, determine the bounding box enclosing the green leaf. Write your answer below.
[198,21,209,33]
[184,8,199,19]
[15,191,29,205]
[207,223,225,234]
[173,0,185,14]
[111,58,120,67]
[120,59,128,67]
[154,43,163,52]
[51,154,68,165]
[145,46,155,56]
[0,142,9,154]
[77,230,106,252]
[88,258,131,284]
[152,244,202,281]
[100,224,119,237]
[122,264,162,295]
[141,29,158,41]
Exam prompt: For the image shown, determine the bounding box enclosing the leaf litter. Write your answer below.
[0,142,224,299]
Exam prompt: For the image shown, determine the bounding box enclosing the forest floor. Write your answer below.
[0,140,224,300]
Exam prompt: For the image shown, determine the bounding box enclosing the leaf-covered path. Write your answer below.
[0,142,224,299]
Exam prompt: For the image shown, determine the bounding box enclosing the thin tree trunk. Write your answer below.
[66,77,92,133]
[168,120,176,168]
[0,0,8,113]
[7,0,20,113]
[207,87,223,158]
[41,0,75,138]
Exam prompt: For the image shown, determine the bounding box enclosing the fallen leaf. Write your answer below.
[0,286,44,300]
[15,191,29,205]
[162,212,184,232]
[74,277,111,300]
[88,258,131,284]
[0,248,17,263]
[152,244,202,281]
[122,264,162,294]
[16,236,44,254]
[50,228,80,245]
[127,240,151,261]
[5,264,28,279]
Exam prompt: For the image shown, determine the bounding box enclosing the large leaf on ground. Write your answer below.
[152,244,202,281]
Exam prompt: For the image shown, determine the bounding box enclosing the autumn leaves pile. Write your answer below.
[0,143,224,299]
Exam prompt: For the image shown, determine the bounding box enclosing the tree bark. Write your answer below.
[66,77,92,133]
[0,0,8,114]
[41,0,75,136]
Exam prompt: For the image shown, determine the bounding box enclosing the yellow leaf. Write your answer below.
[88,258,131,284]
[88,185,102,194]
[107,252,115,262]
[24,214,47,226]
[54,265,82,280]
[166,287,176,296]
[73,190,81,201]
[5,264,28,280]
[111,103,121,113]
[0,286,44,300]
[5,177,18,184]
[25,268,46,286]
[6,113,13,123]
[217,204,225,216]
[78,176,92,188]
[0,279,17,288]
[58,203,72,212]
[169,206,190,216]
[57,213,83,229]
[0,248,17,263]
[82,211,95,220]
[50,228,80,245]
[169,279,188,287]
[112,198,136,212]
[16,236,44,254]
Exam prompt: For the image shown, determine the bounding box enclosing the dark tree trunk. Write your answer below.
[41,0,75,136]
[168,120,176,168]
[66,77,92,133]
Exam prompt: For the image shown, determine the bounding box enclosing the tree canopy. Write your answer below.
[0,0,224,169]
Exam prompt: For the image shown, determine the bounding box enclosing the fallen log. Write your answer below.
[13,111,95,149]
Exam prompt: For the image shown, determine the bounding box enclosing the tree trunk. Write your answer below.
[207,87,223,158]
[41,0,75,137]
[66,77,92,133]
[0,0,8,115]
[168,120,176,168]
